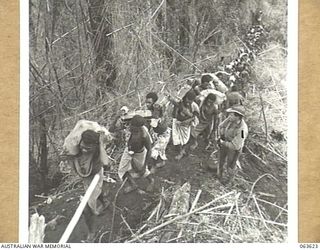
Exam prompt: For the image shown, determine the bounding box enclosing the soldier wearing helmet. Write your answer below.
[217,105,248,184]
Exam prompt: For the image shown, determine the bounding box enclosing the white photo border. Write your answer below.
[20,0,298,248]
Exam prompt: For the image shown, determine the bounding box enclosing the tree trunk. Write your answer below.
[188,0,196,52]
[39,116,48,192]
[178,2,190,54]
[88,0,116,98]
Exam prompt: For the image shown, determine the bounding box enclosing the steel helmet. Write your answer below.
[226,105,245,117]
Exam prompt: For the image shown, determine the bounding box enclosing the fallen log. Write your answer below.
[127,191,235,242]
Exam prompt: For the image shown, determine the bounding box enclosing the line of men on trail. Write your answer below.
[107,71,249,192]
[60,71,249,242]
[59,18,268,242]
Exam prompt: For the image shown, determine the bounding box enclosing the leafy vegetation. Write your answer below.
[29,0,288,243]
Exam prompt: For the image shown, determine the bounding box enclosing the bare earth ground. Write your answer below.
[30,139,287,243]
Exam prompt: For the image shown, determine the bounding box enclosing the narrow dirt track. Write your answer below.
[35,138,286,243]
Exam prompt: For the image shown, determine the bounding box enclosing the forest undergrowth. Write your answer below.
[29,0,288,243]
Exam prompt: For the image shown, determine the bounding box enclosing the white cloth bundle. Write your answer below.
[204,73,228,93]
[198,89,226,106]
[62,119,112,156]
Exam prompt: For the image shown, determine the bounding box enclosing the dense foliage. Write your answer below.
[29,0,287,202]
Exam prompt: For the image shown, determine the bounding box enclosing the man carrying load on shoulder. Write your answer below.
[194,86,227,148]
[193,74,215,95]
[118,115,155,193]
[189,93,219,150]
[169,90,200,160]
[217,105,248,185]
[61,129,111,242]
[194,73,229,95]
[149,103,171,172]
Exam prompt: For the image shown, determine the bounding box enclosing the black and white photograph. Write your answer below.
[26,0,292,245]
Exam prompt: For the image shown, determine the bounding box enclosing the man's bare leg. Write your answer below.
[83,206,96,242]
[175,145,186,160]
[96,193,110,214]
[189,135,199,151]
[124,175,138,194]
